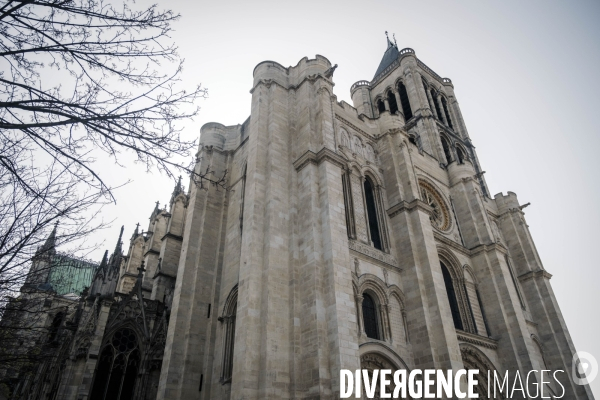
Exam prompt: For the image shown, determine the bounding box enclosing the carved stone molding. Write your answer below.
[456,330,498,350]
[348,239,398,268]
[292,147,347,172]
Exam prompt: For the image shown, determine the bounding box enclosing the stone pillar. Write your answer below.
[355,294,365,336]
[156,142,228,400]
[425,88,438,118]
[436,93,449,126]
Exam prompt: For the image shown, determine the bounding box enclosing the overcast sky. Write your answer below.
[83,0,600,393]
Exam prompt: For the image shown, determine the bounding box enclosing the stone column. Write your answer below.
[426,89,438,118]
[436,93,449,126]
[355,294,365,336]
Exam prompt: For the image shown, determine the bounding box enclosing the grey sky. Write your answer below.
[83,0,600,393]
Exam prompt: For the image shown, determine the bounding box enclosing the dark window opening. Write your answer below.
[364,178,382,250]
[398,82,413,120]
[431,90,443,120]
[47,312,64,343]
[362,293,380,340]
[456,147,465,164]
[409,136,417,146]
[441,97,454,129]
[377,99,386,114]
[440,137,452,164]
[387,91,398,114]
[441,262,463,330]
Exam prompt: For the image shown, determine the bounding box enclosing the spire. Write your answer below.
[131,223,140,240]
[37,221,58,257]
[170,176,185,205]
[373,31,399,80]
[114,225,124,255]
[99,250,108,270]
[150,201,161,220]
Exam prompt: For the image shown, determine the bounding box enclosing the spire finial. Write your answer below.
[393,33,397,47]
[385,31,394,48]
[114,225,124,254]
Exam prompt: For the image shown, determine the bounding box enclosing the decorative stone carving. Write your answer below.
[340,130,351,149]
[349,239,398,268]
[353,136,364,157]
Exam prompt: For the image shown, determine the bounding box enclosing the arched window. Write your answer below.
[440,136,452,164]
[363,178,382,250]
[362,293,380,340]
[431,89,443,120]
[397,82,413,120]
[376,99,385,114]
[441,97,454,129]
[456,146,466,164]
[387,91,398,114]
[90,328,141,400]
[441,262,463,330]
[47,312,64,343]
[220,288,237,383]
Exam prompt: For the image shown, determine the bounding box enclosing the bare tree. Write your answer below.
[0,0,220,390]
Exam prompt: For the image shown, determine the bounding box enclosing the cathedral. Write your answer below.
[2,36,595,399]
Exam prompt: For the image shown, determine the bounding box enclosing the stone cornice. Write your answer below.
[348,239,399,269]
[160,232,183,242]
[143,248,160,257]
[293,147,347,172]
[433,232,471,256]
[518,269,552,282]
[456,330,498,350]
[469,242,508,256]
[386,199,432,219]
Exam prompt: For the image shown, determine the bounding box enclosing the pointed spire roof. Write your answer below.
[170,176,185,205]
[131,223,140,240]
[37,221,58,256]
[373,31,399,80]
[114,225,124,255]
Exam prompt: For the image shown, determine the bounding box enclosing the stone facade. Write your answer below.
[4,37,595,400]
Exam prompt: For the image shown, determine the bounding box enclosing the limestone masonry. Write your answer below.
[3,37,595,399]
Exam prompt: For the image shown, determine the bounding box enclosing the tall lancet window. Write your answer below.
[362,293,380,340]
[90,328,141,400]
[239,164,247,234]
[363,178,382,250]
[398,82,413,120]
[342,172,356,239]
[441,262,463,330]
[220,287,238,384]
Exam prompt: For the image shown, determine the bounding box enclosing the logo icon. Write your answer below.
[572,351,598,385]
